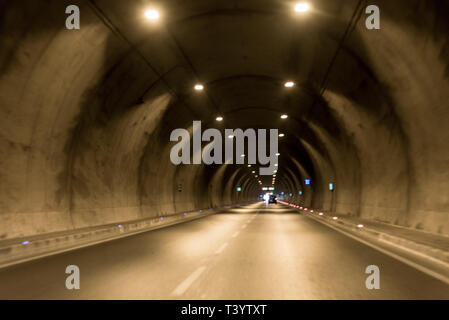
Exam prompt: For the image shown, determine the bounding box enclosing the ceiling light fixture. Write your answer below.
[144,9,160,21]
[194,84,204,91]
[295,2,310,13]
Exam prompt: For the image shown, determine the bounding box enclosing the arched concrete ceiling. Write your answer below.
[0,0,448,239]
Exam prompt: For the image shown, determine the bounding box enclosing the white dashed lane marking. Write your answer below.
[214,242,228,255]
[171,266,207,297]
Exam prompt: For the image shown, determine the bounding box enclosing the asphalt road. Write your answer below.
[0,202,448,299]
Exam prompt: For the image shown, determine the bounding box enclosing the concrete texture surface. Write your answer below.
[0,0,448,252]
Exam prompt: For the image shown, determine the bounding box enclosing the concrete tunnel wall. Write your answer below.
[0,0,448,241]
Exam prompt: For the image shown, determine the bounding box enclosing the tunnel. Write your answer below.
[0,0,448,300]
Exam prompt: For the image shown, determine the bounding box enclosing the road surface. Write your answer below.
[0,202,448,299]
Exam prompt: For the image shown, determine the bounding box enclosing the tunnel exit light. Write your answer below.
[305,179,311,185]
[329,183,334,191]
[236,187,242,192]
[299,190,303,195]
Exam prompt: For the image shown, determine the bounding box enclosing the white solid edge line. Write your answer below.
[171,266,207,297]
[308,214,449,270]
[214,242,228,255]
[307,215,449,285]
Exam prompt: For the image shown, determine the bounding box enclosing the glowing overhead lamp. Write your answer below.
[295,2,310,13]
[144,9,160,21]
[194,84,204,91]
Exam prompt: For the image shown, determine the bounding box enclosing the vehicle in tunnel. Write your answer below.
[0,0,448,304]
[269,195,278,204]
